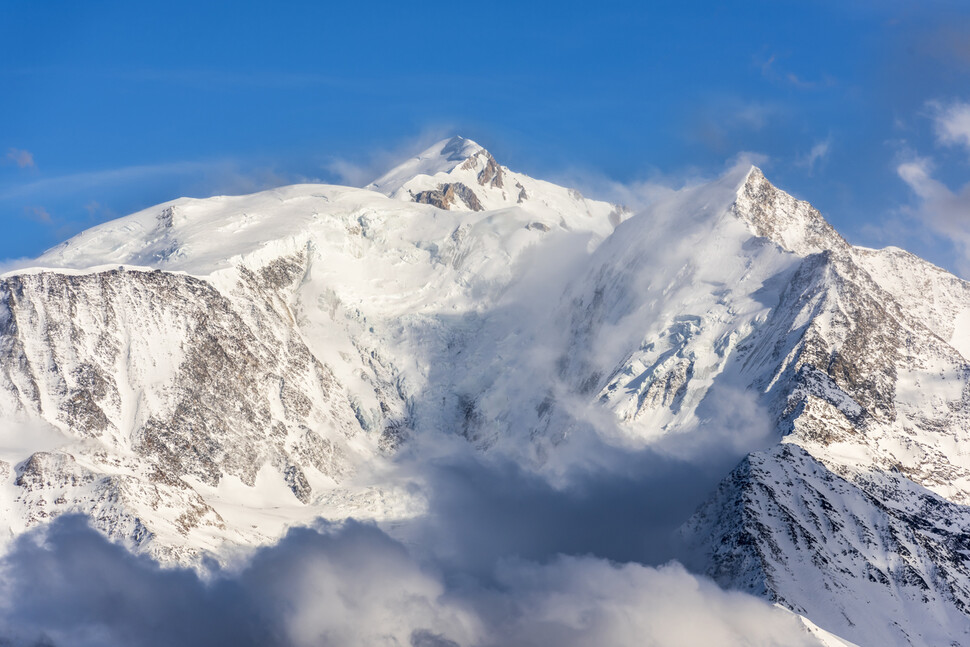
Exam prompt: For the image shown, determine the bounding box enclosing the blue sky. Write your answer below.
[3,0,970,274]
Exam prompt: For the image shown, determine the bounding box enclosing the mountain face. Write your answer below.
[2,136,970,645]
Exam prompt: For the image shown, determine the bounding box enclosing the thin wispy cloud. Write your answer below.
[687,99,780,154]
[0,157,312,205]
[757,53,835,90]
[783,72,829,90]
[0,160,213,202]
[5,148,34,169]
[797,138,832,174]
[83,200,114,220]
[731,102,776,131]
[547,151,770,217]
[929,100,970,152]
[910,17,970,73]
[890,99,970,275]
[23,206,52,224]
[324,127,457,187]
[897,156,970,276]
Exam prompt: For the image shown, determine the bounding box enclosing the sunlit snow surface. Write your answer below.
[2,138,970,645]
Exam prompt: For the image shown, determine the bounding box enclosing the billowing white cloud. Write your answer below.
[0,516,827,647]
[483,557,822,647]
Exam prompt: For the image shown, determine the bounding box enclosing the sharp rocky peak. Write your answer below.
[733,166,850,258]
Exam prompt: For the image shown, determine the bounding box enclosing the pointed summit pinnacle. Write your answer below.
[733,166,849,257]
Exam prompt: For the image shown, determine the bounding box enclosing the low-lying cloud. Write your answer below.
[0,516,823,647]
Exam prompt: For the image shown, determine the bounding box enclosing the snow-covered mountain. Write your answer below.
[2,136,970,645]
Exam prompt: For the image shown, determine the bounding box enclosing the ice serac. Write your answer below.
[2,143,970,645]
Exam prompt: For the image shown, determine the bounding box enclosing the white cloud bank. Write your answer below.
[0,516,828,647]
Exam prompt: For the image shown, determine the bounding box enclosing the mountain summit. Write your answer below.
[367,135,629,223]
[367,135,486,195]
[2,139,970,645]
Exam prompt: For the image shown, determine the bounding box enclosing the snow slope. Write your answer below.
[2,137,970,644]
[0,138,629,562]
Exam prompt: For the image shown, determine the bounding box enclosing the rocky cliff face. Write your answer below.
[0,258,374,559]
[683,444,970,646]
[2,140,970,644]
